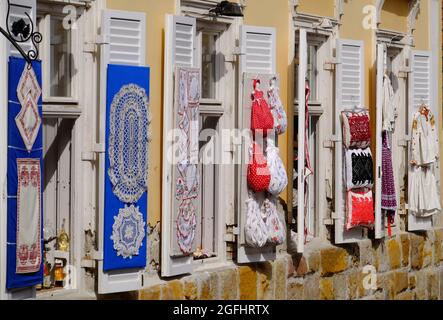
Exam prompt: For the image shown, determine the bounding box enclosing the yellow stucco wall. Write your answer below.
[297,0,335,18]
[106,0,176,225]
[414,0,430,51]
[379,0,408,33]
[243,0,293,205]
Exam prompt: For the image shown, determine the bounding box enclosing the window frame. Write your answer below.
[37,5,80,104]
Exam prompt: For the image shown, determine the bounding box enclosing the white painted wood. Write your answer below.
[334,39,365,244]
[297,28,307,253]
[237,25,277,263]
[407,50,434,231]
[161,14,197,277]
[0,0,8,300]
[375,43,385,239]
[98,9,146,294]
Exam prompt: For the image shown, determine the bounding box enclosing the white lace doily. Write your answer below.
[111,204,146,259]
[108,83,151,204]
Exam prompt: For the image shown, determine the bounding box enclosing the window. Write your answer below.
[35,3,81,295]
[38,8,77,101]
[194,25,224,263]
[295,42,318,102]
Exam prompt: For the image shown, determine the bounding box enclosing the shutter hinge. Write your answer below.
[91,250,104,261]
[398,135,411,147]
[233,46,245,56]
[331,211,340,220]
[81,151,95,162]
[323,218,334,226]
[398,67,411,79]
[93,143,106,154]
[323,135,341,148]
[96,35,110,45]
[323,59,340,71]
[83,35,110,53]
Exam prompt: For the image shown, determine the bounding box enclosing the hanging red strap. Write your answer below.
[253,79,260,91]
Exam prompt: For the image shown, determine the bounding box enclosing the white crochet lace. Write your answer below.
[108,84,151,204]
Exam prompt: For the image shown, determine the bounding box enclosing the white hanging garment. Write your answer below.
[382,74,398,132]
[409,166,441,217]
[244,192,268,248]
[411,108,439,166]
[267,81,287,135]
[266,138,288,196]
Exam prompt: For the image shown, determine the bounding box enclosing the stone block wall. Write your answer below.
[103,229,443,300]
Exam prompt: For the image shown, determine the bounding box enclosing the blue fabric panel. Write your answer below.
[103,64,150,271]
[6,57,44,289]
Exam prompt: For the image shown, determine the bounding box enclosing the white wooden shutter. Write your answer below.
[407,51,434,231]
[97,10,146,294]
[7,0,36,57]
[375,43,386,239]
[237,26,277,263]
[161,15,197,277]
[334,39,365,244]
[296,28,307,253]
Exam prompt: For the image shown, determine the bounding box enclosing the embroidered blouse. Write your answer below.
[411,107,439,166]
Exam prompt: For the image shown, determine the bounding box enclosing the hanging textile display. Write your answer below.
[345,148,374,190]
[250,79,274,137]
[172,67,200,256]
[409,106,441,217]
[341,107,375,232]
[247,142,271,193]
[267,78,287,135]
[104,64,150,271]
[381,131,397,211]
[346,189,375,230]
[266,138,288,196]
[341,110,371,149]
[382,74,398,133]
[244,192,268,248]
[7,57,44,289]
[16,159,41,274]
[263,196,286,245]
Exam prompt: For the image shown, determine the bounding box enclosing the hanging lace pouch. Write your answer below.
[245,192,268,248]
[342,110,371,149]
[267,83,287,135]
[345,148,374,190]
[247,142,271,193]
[346,189,375,230]
[266,139,288,196]
[262,196,286,245]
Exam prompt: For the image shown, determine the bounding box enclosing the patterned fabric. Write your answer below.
[382,74,398,132]
[104,64,149,271]
[15,66,42,152]
[263,196,286,245]
[381,132,397,211]
[111,205,146,259]
[267,83,287,135]
[341,111,371,149]
[346,189,375,230]
[108,83,151,204]
[345,148,374,190]
[16,159,41,274]
[411,107,439,166]
[176,200,197,254]
[174,67,200,255]
[266,138,288,196]
[7,58,43,289]
[245,192,268,248]
[251,79,274,137]
[247,142,271,193]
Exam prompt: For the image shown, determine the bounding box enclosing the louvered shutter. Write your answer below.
[161,15,197,277]
[97,10,146,294]
[334,39,365,244]
[407,51,434,231]
[7,0,36,57]
[374,43,386,239]
[237,26,278,263]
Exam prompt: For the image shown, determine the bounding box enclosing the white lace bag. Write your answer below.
[268,80,287,135]
[266,139,288,196]
[262,196,286,245]
[245,192,268,248]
